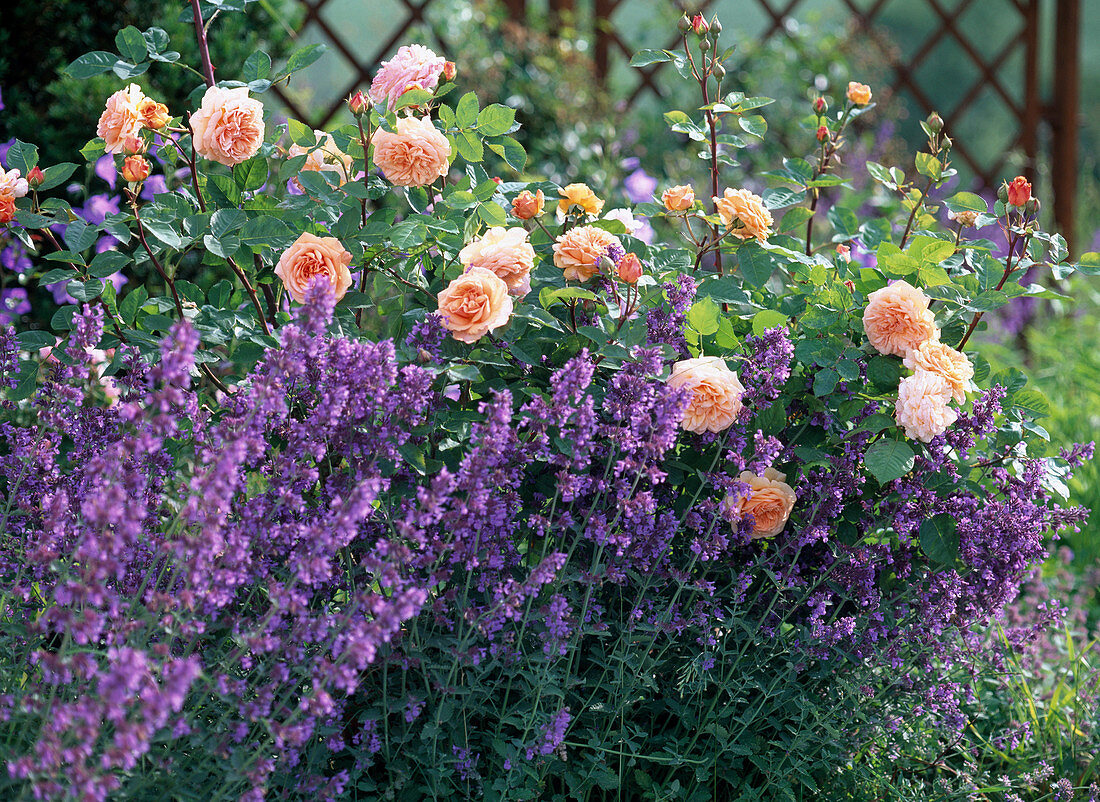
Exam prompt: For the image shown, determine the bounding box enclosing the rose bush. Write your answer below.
[0,6,1098,801]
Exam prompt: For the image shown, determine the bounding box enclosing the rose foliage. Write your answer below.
[1,7,1099,801]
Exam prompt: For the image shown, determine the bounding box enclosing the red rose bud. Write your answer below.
[442,61,457,82]
[122,155,150,184]
[691,14,709,35]
[813,97,827,114]
[26,167,44,189]
[816,125,829,142]
[616,252,643,284]
[348,90,369,116]
[1006,175,1031,207]
[492,176,502,184]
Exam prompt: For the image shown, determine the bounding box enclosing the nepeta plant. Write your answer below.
[1,4,1098,801]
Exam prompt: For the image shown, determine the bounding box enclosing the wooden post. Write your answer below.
[1052,0,1080,256]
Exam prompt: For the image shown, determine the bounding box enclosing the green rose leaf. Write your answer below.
[919,515,959,566]
[864,439,915,484]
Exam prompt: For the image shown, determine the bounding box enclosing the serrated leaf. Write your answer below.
[233,158,268,191]
[455,92,480,128]
[629,49,673,67]
[736,243,775,288]
[865,439,915,483]
[476,104,516,137]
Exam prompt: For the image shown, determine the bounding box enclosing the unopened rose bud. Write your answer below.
[26,167,44,189]
[616,252,643,283]
[442,61,457,82]
[926,112,943,133]
[816,125,829,142]
[691,14,709,35]
[511,188,544,220]
[941,136,952,150]
[348,90,369,116]
[997,182,1010,203]
[122,155,150,184]
[710,16,722,33]
[417,348,433,364]
[711,62,725,79]
[491,176,502,184]
[699,36,712,51]
[813,97,827,114]
[1024,197,1040,216]
[678,14,692,33]
[1007,175,1031,207]
[843,279,855,292]
[598,255,616,274]
[122,136,145,156]
[846,81,872,106]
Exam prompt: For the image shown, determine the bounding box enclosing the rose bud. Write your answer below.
[816,125,829,142]
[122,135,146,156]
[616,252,643,283]
[442,61,457,82]
[677,14,691,33]
[926,111,943,133]
[26,167,44,189]
[138,98,171,130]
[997,182,1010,203]
[1024,197,1040,216]
[348,90,370,116]
[813,97,827,114]
[122,155,150,183]
[711,62,726,79]
[1007,175,1031,207]
[691,14,709,35]
[511,188,545,220]
[710,15,722,33]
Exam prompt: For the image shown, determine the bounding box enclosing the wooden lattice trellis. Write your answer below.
[275,0,1082,252]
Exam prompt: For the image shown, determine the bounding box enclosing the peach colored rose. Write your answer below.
[512,189,544,220]
[847,81,872,105]
[1007,175,1031,207]
[137,97,170,130]
[552,225,622,282]
[289,130,354,188]
[0,197,15,225]
[895,369,958,442]
[666,356,745,434]
[458,226,535,297]
[274,232,353,304]
[369,44,447,110]
[713,188,773,242]
[733,467,797,539]
[862,279,939,358]
[903,339,973,404]
[121,156,150,183]
[437,266,513,344]
[97,84,145,154]
[616,252,643,283]
[662,185,695,211]
[190,86,265,167]
[0,169,29,200]
[557,183,604,217]
[371,115,451,187]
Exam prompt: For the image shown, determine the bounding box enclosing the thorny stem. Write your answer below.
[899,174,936,250]
[805,105,853,256]
[225,255,272,336]
[190,0,217,88]
[184,117,207,213]
[355,115,373,228]
[683,35,723,276]
[957,229,1024,351]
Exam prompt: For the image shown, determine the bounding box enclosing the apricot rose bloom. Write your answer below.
[190,86,265,166]
[512,189,544,220]
[437,266,514,344]
[121,156,150,183]
[557,183,604,217]
[862,280,939,358]
[289,130,354,187]
[274,232,353,304]
[0,197,15,225]
[552,225,622,282]
[846,81,872,105]
[903,339,973,404]
[666,356,745,434]
[713,188,773,242]
[137,97,170,130]
[369,44,447,110]
[662,185,695,211]
[458,226,535,297]
[895,369,958,442]
[734,467,797,539]
[371,116,451,187]
[97,84,145,154]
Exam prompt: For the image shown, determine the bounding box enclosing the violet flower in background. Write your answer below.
[0,287,30,323]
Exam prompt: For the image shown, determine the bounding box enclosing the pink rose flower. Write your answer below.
[190,86,265,167]
[863,280,939,358]
[458,226,535,297]
[731,467,797,539]
[895,369,958,442]
[288,130,354,188]
[371,116,451,187]
[437,267,513,343]
[369,44,447,110]
[667,356,745,434]
[274,232,353,304]
[0,169,29,200]
[97,84,145,155]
